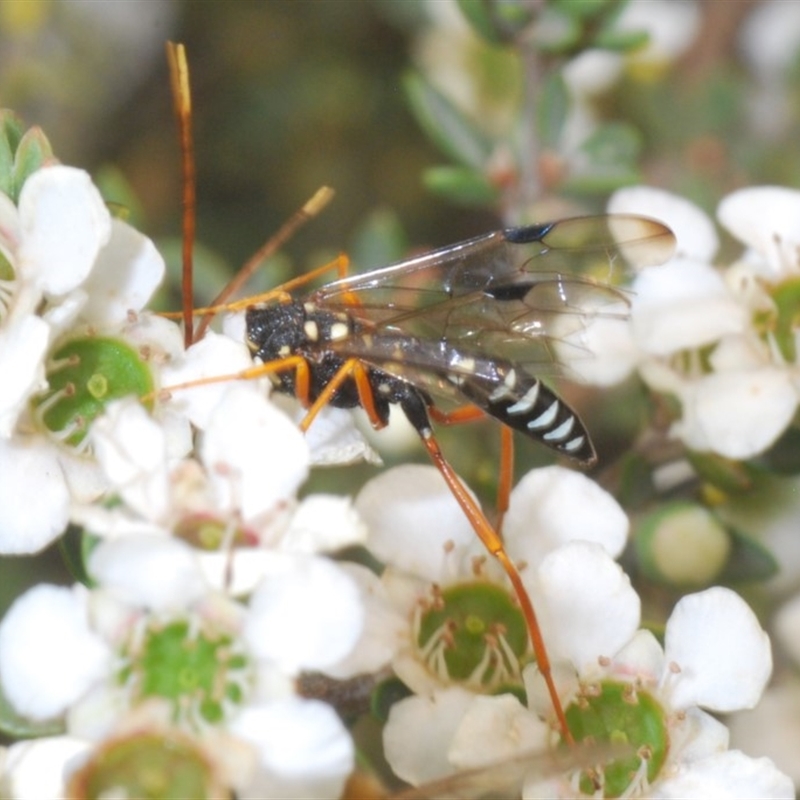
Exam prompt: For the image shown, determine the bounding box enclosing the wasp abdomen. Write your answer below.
[458,365,595,466]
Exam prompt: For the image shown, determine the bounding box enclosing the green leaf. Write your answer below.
[0,111,23,199]
[580,121,643,165]
[752,424,800,475]
[456,0,533,44]
[686,450,754,495]
[718,525,779,584]
[11,126,54,201]
[371,677,412,723]
[403,71,493,169]
[422,164,500,206]
[536,72,569,149]
[0,109,24,154]
[58,525,94,586]
[594,26,650,53]
[617,452,657,510]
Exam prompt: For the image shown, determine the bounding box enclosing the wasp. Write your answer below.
[162,44,675,742]
[170,213,674,740]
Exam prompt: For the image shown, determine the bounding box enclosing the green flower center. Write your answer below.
[35,336,154,447]
[122,619,250,726]
[174,515,258,550]
[416,581,528,692]
[564,680,668,798]
[66,729,225,800]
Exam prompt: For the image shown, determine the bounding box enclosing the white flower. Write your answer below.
[0,536,361,798]
[73,390,366,594]
[0,736,91,800]
[603,185,800,460]
[331,464,627,690]
[473,586,781,799]
[0,165,173,554]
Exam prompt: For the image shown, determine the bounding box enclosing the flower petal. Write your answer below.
[631,258,747,355]
[0,585,111,719]
[608,186,719,262]
[664,587,772,711]
[244,554,363,673]
[674,367,797,458]
[17,166,111,296]
[81,218,165,324]
[231,698,354,800]
[383,688,475,785]
[504,466,629,564]
[0,314,49,437]
[356,464,479,584]
[201,385,309,522]
[536,542,640,674]
[90,399,170,521]
[0,437,69,554]
[89,535,209,612]
[653,749,794,800]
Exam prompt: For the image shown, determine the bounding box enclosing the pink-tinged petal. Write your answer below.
[384,688,475,785]
[0,438,69,554]
[201,385,309,522]
[609,186,719,262]
[536,543,640,674]
[231,698,354,800]
[17,166,111,296]
[653,750,794,800]
[664,587,772,712]
[505,466,628,564]
[356,464,478,584]
[611,629,665,683]
[675,368,798,458]
[81,218,165,324]
[0,190,20,255]
[0,585,111,719]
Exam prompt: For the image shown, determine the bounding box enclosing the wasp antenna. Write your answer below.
[195,185,336,340]
[166,41,196,349]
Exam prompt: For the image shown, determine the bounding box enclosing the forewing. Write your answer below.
[311,215,674,372]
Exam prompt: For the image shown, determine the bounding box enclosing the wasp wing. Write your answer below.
[311,215,674,373]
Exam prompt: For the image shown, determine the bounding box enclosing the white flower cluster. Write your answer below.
[564,184,800,463]
[0,160,794,798]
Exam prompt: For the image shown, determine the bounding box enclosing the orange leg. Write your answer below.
[149,355,308,403]
[419,428,573,743]
[297,358,385,433]
[429,405,515,532]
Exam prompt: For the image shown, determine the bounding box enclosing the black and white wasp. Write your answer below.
[162,44,675,740]
[244,214,675,466]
